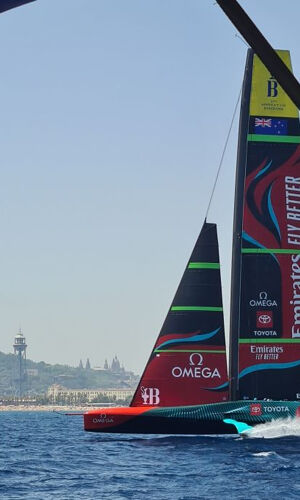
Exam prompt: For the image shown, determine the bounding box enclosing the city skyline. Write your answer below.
[4,329,134,372]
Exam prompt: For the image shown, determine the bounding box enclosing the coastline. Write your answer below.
[0,405,100,412]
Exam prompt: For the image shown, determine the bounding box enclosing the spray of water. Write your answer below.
[245,417,300,439]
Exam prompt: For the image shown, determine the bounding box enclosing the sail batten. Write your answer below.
[248,134,300,143]
[188,262,221,269]
[171,306,223,312]
[242,248,300,254]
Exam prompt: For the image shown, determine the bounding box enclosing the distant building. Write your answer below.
[101,356,124,373]
[47,384,134,403]
[80,356,131,375]
[111,355,121,373]
[13,329,27,398]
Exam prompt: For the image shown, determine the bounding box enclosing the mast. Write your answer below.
[228,49,253,401]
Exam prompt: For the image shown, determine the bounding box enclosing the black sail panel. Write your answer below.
[130,221,228,407]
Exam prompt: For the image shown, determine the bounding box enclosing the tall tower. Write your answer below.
[13,329,27,399]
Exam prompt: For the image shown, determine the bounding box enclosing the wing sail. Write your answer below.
[231,50,300,401]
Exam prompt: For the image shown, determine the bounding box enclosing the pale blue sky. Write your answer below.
[1,1,300,373]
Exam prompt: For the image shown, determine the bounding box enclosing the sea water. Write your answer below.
[1,412,300,499]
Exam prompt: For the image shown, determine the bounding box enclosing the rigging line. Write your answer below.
[235,33,250,48]
[205,85,242,220]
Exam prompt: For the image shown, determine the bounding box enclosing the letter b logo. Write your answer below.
[268,78,278,97]
[141,387,160,405]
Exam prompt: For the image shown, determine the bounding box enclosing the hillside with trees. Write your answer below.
[0,351,139,397]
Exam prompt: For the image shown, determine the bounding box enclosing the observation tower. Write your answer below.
[13,328,27,398]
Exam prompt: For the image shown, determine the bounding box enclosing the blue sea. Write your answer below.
[1,412,300,499]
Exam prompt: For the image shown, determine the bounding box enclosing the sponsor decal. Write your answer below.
[250,52,298,118]
[171,353,221,379]
[285,176,300,226]
[92,414,114,424]
[248,293,278,337]
[250,344,283,361]
[256,310,273,328]
[253,330,278,337]
[250,403,262,416]
[289,255,300,338]
[249,291,277,308]
[263,406,289,413]
[285,177,300,338]
[267,77,278,98]
[141,387,160,405]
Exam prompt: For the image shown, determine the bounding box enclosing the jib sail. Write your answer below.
[130,221,228,407]
[230,49,300,401]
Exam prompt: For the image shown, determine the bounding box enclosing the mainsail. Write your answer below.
[130,221,228,407]
[230,49,300,401]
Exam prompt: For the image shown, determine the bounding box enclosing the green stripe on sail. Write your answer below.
[248,134,300,143]
[188,262,220,269]
[154,349,226,353]
[171,306,223,312]
[239,338,300,344]
[242,248,300,255]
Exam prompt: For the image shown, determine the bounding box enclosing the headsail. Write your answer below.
[230,50,300,401]
[130,221,228,407]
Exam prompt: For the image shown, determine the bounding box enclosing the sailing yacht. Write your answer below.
[84,49,300,434]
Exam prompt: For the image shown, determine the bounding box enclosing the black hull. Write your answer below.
[84,400,300,434]
[86,417,232,435]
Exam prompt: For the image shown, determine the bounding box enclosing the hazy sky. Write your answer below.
[1,0,300,373]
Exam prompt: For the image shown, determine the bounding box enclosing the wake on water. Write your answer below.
[245,417,300,439]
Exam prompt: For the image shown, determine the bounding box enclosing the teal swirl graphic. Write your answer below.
[155,328,221,351]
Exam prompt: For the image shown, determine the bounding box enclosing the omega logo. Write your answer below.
[249,291,277,307]
[171,353,221,379]
[189,353,203,366]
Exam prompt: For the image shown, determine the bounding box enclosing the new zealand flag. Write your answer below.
[254,117,288,135]
[254,118,288,135]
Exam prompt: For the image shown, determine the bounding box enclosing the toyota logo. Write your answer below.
[258,314,271,324]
